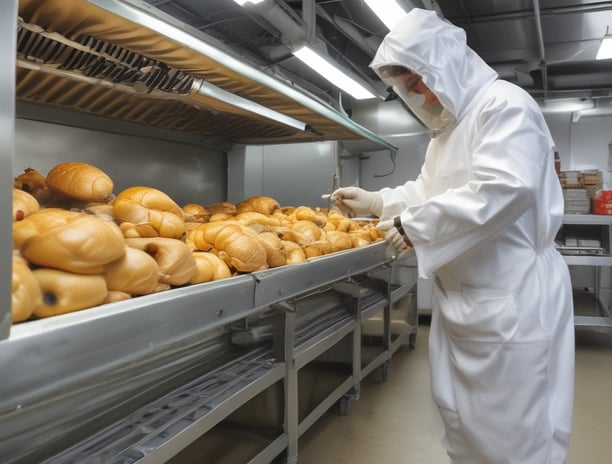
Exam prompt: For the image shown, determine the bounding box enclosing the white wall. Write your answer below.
[545,113,612,187]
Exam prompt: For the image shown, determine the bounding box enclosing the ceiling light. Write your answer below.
[364,0,407,30]
[293,45,376,100]
[596,36,612,60]
[233,0,266,6]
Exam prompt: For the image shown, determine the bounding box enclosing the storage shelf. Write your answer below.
[46,347,285,464]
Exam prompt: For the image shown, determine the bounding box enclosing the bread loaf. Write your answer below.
[236,195,280,215]
[281,240,307,265]
[13,188,40,221]
[104,246,160,295]
[14,167,54,205]
[46,162,114,202]
[32,268,108,318]
[12,254,42,323]
[257,231,287,268]
[125,237,197,286]
[183,203,210,223]
[187,222,267,272]
[207,201,236,215]
[16,209,126,274]
[113,186,185,239]
[191,251,232,283]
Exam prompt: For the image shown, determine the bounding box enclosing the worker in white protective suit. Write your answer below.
[327,9,575,464]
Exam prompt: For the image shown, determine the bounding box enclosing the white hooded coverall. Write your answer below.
[370,9,575,464]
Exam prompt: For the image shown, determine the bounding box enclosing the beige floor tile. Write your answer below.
[298,324,612,464]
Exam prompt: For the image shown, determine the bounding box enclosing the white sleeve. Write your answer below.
[378,175,427,220]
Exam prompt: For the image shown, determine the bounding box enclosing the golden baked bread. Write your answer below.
[103,291,132,304]
[209,213,237,222]
[113,186,185,239]
[13,188,40,221]
[188,222,267,273]
[236,212,281,228]
[125,237,197,286]
[326,230,353,252]
[207,201,237,215]
[16,208,126,274]
[183,203,210,223]
[236,195,280,215]
[46,161,114,202]
[191,251,233,283]
[303,238,332,258]
[14,167,54,205]
[281,240,307,265]
[281,220,323,246]
[292,206,327,226]
[12,254,42,323]
[32,268,108,318]
[257,231,287,268]
[104,246,160,295]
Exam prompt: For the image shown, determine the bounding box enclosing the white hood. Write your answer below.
[370,9,498,133]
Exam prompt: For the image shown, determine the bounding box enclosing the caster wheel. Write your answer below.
[409,332,417,349]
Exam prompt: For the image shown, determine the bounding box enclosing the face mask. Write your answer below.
[379,68,456,137]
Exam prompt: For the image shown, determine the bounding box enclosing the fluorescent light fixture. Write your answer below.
[233,0,265,6]
[293,46,376,100]
[364,0,407,30]
[596,36,612,60]
[193,79,307,131]
[540,98,594,114]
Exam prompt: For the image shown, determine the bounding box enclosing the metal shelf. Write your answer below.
[45,347,286,464]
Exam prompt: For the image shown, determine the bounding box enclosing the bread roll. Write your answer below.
[303,238,332,258]
[282,220,323,246]
[292,206,327,226]
[103,291,132,304]
[125,237,197,286]
[13,188,40,221]
[207,201,236,215]
[326,230,353,252]
[191,251,232,283]
[12,254,42,323]
[281,240,306,265]
[113,186,185,239]
[32,268,108,318]
[257,231,287,268]
[236,212,281,227]
[183,203,210,223]
[46,162,114,202]
[17,209,126,274]
[236,195,280,215]
[14,167,54,205]
[105,246,160,295]
[187,222,267,272]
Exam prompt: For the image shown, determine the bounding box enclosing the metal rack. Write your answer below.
[1,243,419,464]
[559,214,612,330]
[2,2,414,462]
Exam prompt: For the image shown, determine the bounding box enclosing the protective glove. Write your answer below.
[377,217,412,254]
[323,186,383,217]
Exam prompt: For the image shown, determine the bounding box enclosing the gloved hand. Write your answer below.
[323,187,383,217]
[377,218,412,253]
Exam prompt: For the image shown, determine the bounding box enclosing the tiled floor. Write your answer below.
[298,323,612,463]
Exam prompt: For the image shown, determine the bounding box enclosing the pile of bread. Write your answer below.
[11,162,383,324]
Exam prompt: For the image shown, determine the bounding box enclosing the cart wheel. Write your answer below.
[339,396,352,415]
[409,332,417,349]
[381,361,390,382]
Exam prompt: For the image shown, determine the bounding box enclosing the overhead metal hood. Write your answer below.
[15,0,396,150]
